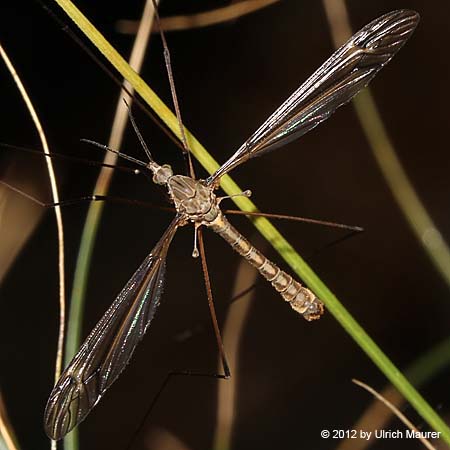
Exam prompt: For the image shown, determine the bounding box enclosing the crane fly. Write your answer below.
[44,9,419,440]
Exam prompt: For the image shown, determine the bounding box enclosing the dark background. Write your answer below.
[0,1,449,449]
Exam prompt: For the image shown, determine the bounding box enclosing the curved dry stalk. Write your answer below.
[0,42,66,450]
[213,236,263,450]
[337,384,407,450]
[337,336,450,450]
[64,2,157,449]
[352,379,436,450]
[322,0,450,290]
[116,0,281,34]
[0,390,19,450]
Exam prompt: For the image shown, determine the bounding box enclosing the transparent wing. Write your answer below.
[44,217,180,440]
[208,10,419,184]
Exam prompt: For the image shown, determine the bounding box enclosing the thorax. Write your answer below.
[167,175,220,223]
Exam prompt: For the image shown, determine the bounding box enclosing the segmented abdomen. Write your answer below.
[208,213,324,321]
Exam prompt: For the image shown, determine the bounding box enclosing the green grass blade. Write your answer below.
[50,0,450,443]
[62,202,102,450]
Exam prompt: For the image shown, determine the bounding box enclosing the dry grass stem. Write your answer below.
[0,42,66,450]
[336,384,401,450]
[337,337,450,450]
[352,379,436,450]
[0,42,66,382]
[102,0,157,180]
[116,0,280,34]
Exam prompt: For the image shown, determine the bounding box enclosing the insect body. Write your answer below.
[155,160,325,320]
[44,10,419,440]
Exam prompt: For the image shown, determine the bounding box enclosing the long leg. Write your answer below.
[125,243,256,447]
[121,224,236,448]
[223,208,364,263]
[126,208,360,443]
[0,142,143,176]
[0,180,175,212]
[198,228,231,378]
[151,0,196,179]
[223,208,363,231]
